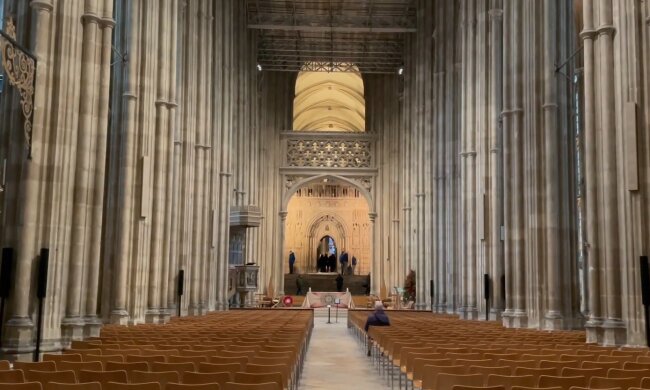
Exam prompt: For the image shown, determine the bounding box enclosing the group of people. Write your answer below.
[288,249,359,274]
[315,250,358,274]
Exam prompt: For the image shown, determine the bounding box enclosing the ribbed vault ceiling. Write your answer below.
[246,0,417,74]
[293,67,365,131]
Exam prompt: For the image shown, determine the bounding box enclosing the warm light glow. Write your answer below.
[293,63,365,132]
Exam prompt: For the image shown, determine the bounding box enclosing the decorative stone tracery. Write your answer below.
[0,17,37,158]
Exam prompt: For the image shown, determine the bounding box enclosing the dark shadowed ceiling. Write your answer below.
[246,0,417,74]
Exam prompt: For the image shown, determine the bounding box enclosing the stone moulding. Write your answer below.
[0,17,37,159]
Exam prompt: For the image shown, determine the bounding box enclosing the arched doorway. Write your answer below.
[282,177,371,278]
[316,235,337,272]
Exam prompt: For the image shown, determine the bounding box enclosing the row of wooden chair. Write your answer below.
[347,310,650,390]
[1,310,314,390]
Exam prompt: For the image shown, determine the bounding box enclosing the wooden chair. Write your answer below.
[0,382,43,390]
[468,366,511,377]
[642,377,650,388]
[222,383,280,390]
[199,363,242,376]
[410,358,454,386]
[589,376,642,389]
[55,361,102,376]
[125,355,166,367]
[166,385,220,390]
[622,361,650,370]
[167,355,208,370]
[105,361,149,373]
[208,357,247,369]
[606,368,649,379]
[150,362,194,376]
[561,367,608,379]
[421,364,465,390]
[513,367,557,378]
[78,370,128,386]
[103,383,161,390]
[63,349,103,359]
[537,375,587,389]
[84,354,124,368]
[129,370,179,387]
[452,387,506,390]
[44,383,102,390]
[569,387,623,390]
[233,372,283,389]
[582,361,622,371]
[182,372,232,386]
[242,364,289,390]
[14,362,56,373]
[43,354,82,364]
[511,387,561,390]
[25,370,76,385]
[486,374,537,390]
[436,373,484,390]
[0,369,25,383]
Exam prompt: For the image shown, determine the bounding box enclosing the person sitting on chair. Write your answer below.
[364,301,390,356]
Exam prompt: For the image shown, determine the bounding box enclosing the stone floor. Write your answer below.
[300,316,390,390]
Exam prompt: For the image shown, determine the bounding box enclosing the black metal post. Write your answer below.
[645,305,650,348]
[34,295,44,362]
[327,305,331,324]
[0,297,5,348]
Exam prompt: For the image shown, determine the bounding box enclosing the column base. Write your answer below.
[585,318,603,344]
[434,304,447,313]
[501,309,514,327]
[109,310,130,325]
[2,316,35,361]
[543,311,564,330]
[83,316,103,338]
[462,308,479,320]
[489,308,503,321]
[61,317,86,347]
[214,301,229,311]
[602,319,627,346]
[188,305,202,316]
[160,311,172,323]
[415,302,428,310]
[511,310,528,328]
[145,309,166,324]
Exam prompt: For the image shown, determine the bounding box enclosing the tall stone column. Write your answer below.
[581,0,602,344]
[542,0,563,330]
[63,0,101,339]
[4,0,54,354]
[85,2,115,336]
[111,0,141,325]
[488,3,504,320]
[596,0,625,346]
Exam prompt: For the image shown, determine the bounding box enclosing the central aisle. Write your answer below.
[300,317,391,390]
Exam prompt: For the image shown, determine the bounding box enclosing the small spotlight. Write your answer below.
[398,67,404,75]
[257,64,262,72]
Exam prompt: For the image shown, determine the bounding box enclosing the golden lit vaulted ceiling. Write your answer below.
[293,65,365,132]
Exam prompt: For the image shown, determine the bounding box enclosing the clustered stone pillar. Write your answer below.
[579,0,650,346]
[400,0,581,331]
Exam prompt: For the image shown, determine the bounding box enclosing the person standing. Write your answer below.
[336,273,344,292]
[351,256,357,275]
[288,251,296,274]
[339,250,349,273]
[296,274,306,295]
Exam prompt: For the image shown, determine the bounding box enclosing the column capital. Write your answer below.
[30,0,54,12]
